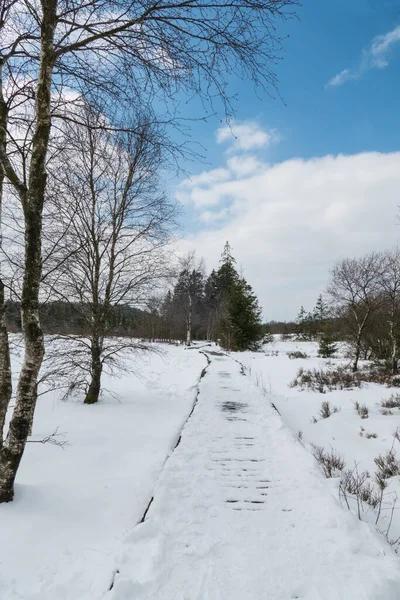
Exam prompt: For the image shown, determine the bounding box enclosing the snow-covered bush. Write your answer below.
[311,444,345,478]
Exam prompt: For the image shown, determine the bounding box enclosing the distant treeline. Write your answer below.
[5,300,147,337]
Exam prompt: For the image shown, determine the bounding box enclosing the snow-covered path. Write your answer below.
[109,351,400,600]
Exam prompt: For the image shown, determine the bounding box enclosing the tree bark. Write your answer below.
[0,1,57,502]
[0,280,12,446]
[389,318,398,375]
[84,340,102,404]
[186,293,192,346]
[0,63,13,446]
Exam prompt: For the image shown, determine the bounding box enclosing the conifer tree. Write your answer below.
[216,243,263,350]
[318,331,338,358]
[226,278,263,350]
[314,294,329,324]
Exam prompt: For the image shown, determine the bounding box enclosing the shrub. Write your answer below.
[354,401,369,419]
[374,451,400,486]
[289,366,362,393]
[340,469,380,510]
[287,350,308,360]
[289,364,400,393]
[360,427,377,439]
[380,408,394,416]
[311,444,345,478]
[381,394,400,409]
[319,401,339,419]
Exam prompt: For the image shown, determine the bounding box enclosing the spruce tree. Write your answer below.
[318,331,338,358]
[214,242,263,350]
[226,278,263,350]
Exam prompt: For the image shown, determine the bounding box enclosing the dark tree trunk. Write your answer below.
[84,341,102,404]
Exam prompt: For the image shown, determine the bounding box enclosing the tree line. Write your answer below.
[288,249,400,372]
[144,243,264,350]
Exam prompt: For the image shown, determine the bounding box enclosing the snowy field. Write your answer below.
[238,337,400,551]
[2,338,400,598]
[0,341,205,599]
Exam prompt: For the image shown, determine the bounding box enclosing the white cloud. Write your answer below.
[179,167,230,188]
[327,24,400,87]
[178,151,400,320]
[216,121,278,152]
[227,155,264,177]
[326,69,354,88]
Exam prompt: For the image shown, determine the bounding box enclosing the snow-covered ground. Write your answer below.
[0,342,205,600]
[2,339,400,599]
[238,337,400,552]
[109,351,400,600]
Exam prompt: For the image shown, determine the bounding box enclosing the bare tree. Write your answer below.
[0,0,298,501]
[42,105,176,404]
[171,253,206,346]
[378,249,400,374]
[0,1,14,452]
[327,253,383,372]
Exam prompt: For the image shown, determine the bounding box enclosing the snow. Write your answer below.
[237,337,400,553]
[109,351,400,599]
[0,342,205,600]
[2,339,400,599]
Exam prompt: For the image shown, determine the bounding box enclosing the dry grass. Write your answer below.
[311,444,345,478]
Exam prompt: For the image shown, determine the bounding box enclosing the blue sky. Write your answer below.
[183,0,400,167]
[177,0,400,320]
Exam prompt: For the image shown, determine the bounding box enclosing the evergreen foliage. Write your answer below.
[318,331,338,358]
[225,278,263,350]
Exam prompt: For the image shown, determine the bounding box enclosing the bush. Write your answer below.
[374,450,400,487]
[311,444,345,478]
[380,408,393,416]
[340,469,380,510]
[289,366,362,393]
[319,401,339,419]
[290,365,400,393]
[287,350,308,360]
[359,427,377,438]
[354,401,369,419]
[381,394,400,409]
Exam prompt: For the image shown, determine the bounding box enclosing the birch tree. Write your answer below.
[327,253,383,372]
[42,104,175,404]
[378,249,400,374]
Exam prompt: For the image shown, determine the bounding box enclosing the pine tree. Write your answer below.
[318,331,338,358]
[216,241,239,300]
[296,306,307,340]
[314,294,328,324]
[225,278,263,350]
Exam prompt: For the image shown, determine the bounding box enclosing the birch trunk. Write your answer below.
[389,318,398,375]
[0,281,12,446]
[0,2,57,502]
[84,340,103,405]
[186,293,192,346]
[0,63,12,446]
